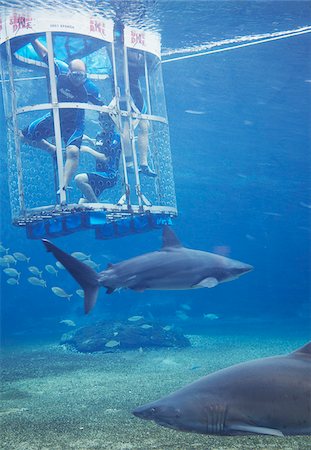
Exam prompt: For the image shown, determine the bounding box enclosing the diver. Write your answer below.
[20,38,103,193]
[74,113,122,203]
[125,48,157,178]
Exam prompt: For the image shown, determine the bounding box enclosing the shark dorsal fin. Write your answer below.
[161,226,183,250]
[292,342,311,356]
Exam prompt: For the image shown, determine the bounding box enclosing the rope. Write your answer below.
[162,27,311,64]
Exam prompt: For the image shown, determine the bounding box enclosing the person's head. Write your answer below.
[128,50,144,67]
[68,59,87,86]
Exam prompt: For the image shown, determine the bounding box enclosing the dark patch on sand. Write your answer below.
[1,388,31,401]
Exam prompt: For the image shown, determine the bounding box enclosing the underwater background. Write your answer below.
[1,1,311,449]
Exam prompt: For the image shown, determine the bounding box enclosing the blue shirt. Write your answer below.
[51,58,102,130]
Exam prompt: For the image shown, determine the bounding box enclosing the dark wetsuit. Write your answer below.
[87,124,122,198]
[22,59,102,148]
[118,52,146,114]
[128,60,145,112]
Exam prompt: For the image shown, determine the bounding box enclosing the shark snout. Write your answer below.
[238,263,253,274]
[132,404,155,420]
[231,262,253,277]
[133,402,181,424]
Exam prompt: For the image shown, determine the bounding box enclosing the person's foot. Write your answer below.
[78,197,88,204]
[126,164,140,174]
[57,186,73,195]
[140,164,157,177]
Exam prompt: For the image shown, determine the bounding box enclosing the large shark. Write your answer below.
[42,226,253,314]
[133,342,311,436]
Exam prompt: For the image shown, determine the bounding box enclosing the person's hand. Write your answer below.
[97,153,108,162]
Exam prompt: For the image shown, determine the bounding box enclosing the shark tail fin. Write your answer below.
[42,239,100,314]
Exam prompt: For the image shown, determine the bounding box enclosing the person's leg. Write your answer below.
[137,120,149,166]
[137,120,157,177]
[75,173,98,202]
[21,114,56,156]
[21,135,56,155]
[80,145,108,161]
[63,144,79,189]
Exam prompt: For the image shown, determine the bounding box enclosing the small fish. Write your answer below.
[140,324,153,329]
[0,257,9,267]
[162,325,172,331]
[28,266,42,278]
[7,278,19,285]
[76,289,84,298]
[190,365,201,371]
[128,315,144,322]
[45,265,58,276]
[13,252,30,262]
[83,259,100,270]
[71,252,91,261]
[2,255,16,265]
[176,310,189,321]
[246,234,255,241]
[59,319,76,327]
[300,201,311,209]
[180,303,191,311]
[3,268,20,278]
[55,261,65,270]
[28,277,46,287]
[185,109,205,115]
[263,212,282,217]
[113,332,119,336]
[0,244,9,254]
[203,313,219,320]
[105,340,120,348]
[51,287,72,300]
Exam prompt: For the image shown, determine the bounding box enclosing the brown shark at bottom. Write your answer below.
[133,343,311,436]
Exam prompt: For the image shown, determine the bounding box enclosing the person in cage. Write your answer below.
[74,113,122,203]
[21,38,104,193]
[123,48,157,178]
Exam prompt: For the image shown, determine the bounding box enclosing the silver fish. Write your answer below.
[28,277,46,287]
[3,268,20,278]
[45,265,58,276]
[105,340,120,348]
[2,255,16,265]
[28,266,42,278]
[51,287,72,300]
[13,252,30,262]
[55,261,65,270]
[7,278,19,285]
[71,252,91,261]
[0,244,9,254]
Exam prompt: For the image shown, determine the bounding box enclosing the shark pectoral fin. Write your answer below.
[106,287,115,294]
[193,277,219,288]
[228,424,284,437]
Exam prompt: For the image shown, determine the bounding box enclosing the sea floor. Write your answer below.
[1,332,310,450]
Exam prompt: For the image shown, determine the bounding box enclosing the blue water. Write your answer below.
[1,0,310,341]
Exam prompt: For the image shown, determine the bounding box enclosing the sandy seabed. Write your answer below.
[1,333,310,450]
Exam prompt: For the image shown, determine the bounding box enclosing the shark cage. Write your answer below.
[0,9,177,240]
